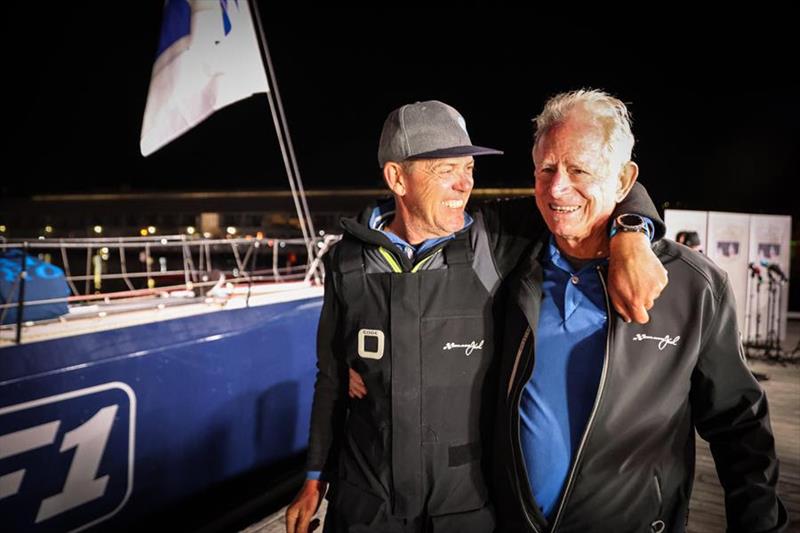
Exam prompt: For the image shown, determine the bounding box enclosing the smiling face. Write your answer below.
[533,113,637,258]
[385,156,474,244]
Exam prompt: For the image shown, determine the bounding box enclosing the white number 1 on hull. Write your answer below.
[36,405,118,523]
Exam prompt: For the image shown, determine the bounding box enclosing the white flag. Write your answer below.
[140,0,269,156]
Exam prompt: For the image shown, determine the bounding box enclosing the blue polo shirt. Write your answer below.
[519,236,609,518]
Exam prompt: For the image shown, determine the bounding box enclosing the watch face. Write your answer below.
[619,214,644,227]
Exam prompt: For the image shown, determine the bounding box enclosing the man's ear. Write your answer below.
[383,162,407,196]
[616,161,639,202]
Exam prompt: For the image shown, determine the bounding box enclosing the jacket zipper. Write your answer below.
[507,327,530,398]
[550,265,613,532]
[653,473,663,509]
[378,246,442,273]
[509,325,541,533]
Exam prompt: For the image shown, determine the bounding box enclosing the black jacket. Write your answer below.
[493,238,788,533]
[305,185,664,530]
[307,185,663,477]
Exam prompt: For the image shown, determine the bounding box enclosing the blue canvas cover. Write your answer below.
[0,249,70,324]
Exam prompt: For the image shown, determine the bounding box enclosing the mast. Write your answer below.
[249,1,319,279]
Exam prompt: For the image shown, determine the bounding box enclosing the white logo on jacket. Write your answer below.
[632,333,680,351]
[443,340,484,356]
[358,329,385,359]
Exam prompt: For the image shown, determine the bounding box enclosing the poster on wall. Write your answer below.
[664,209,708,251]
[747,215,791,343]
[706,212,751,336]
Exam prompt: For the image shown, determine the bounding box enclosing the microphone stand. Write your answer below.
[753,271,764,350]
[745,265,770,380]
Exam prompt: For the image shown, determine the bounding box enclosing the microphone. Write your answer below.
[767,263,788,282]
[748,262,762,280]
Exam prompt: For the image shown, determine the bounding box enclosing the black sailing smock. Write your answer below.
[323,211,501,532]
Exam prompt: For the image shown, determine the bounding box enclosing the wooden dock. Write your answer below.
[686,356,799,532]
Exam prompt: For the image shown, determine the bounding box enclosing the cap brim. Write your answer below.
[406,145,504,161]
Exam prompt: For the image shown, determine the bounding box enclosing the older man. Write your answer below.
[286,100,666,533]
[493,90,787,533]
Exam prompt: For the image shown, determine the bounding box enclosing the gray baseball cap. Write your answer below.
[377,100,503,167]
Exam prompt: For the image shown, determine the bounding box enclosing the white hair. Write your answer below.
[533,89,635,170]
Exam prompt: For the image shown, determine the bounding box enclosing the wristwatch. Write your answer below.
[611,214,652,240]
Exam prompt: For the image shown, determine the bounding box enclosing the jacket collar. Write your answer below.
[509,235,548,330]
[339,197,474,270]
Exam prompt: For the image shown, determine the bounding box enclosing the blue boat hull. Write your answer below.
[0,295,322,532]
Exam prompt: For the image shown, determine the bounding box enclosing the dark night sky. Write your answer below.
[4,7,798,219]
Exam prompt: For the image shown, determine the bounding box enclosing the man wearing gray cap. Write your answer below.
[286,101,667,533]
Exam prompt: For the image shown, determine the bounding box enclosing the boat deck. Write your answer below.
[1,281,322,346]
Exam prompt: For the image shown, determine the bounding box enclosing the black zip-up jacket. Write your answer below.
[493,238,788,533]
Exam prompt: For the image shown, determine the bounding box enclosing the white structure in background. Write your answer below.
[664,210,792,344]
[707,212,751,336]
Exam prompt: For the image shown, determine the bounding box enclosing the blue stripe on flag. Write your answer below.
[156,0,192,57]
[221,0,231,35]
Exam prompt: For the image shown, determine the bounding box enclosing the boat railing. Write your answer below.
[0,234,340,343]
